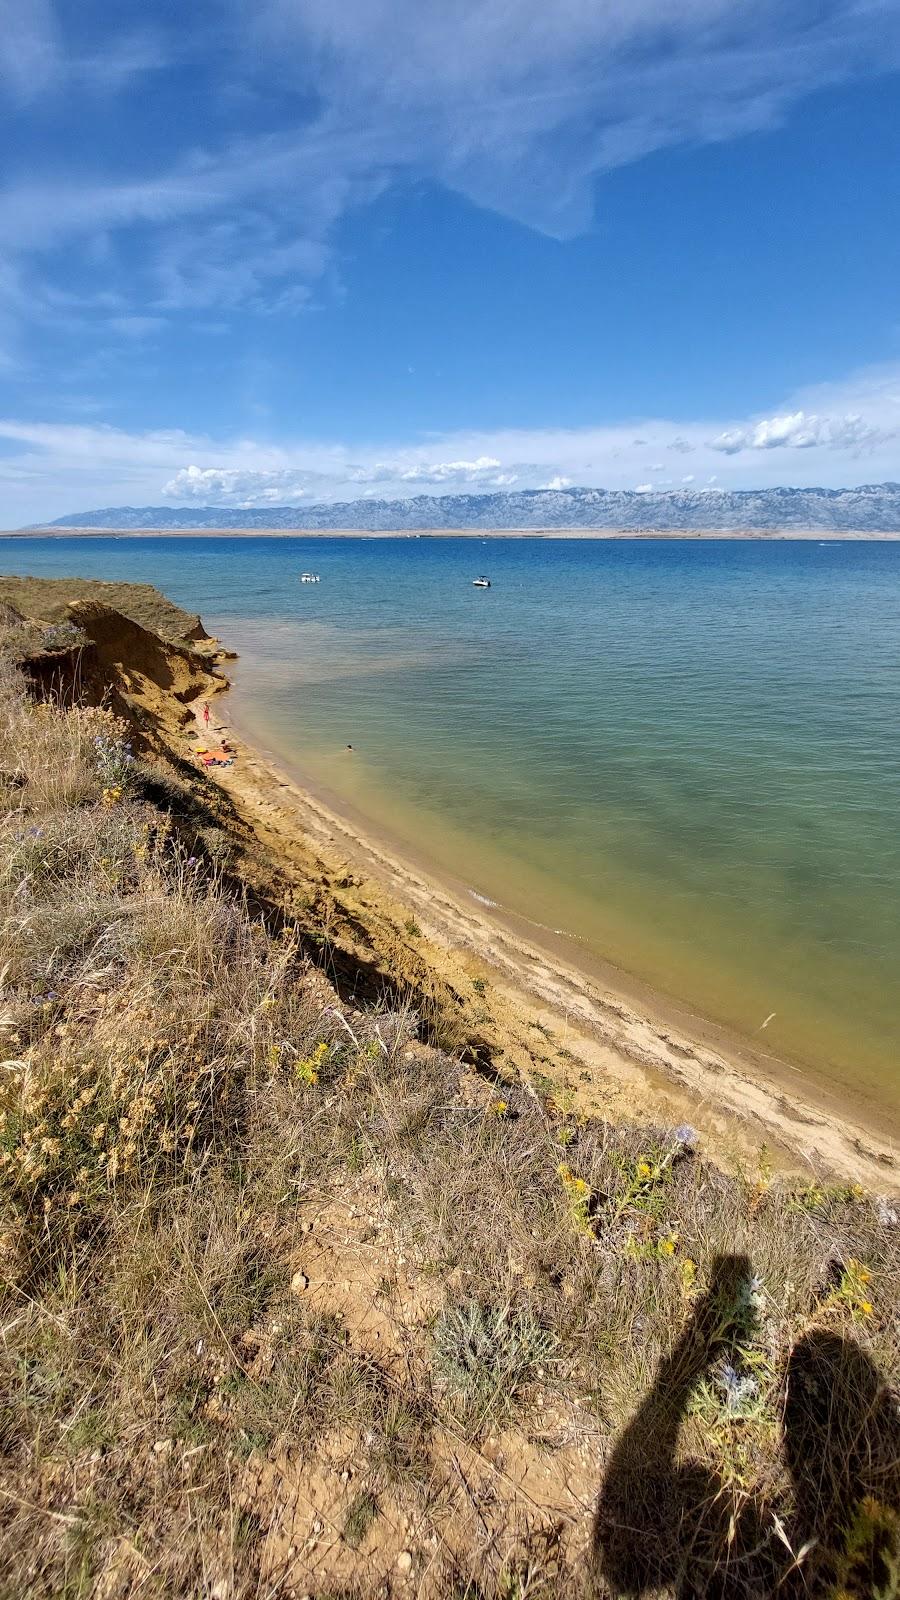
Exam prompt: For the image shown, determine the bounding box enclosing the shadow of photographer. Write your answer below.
[591,1253,900,1598]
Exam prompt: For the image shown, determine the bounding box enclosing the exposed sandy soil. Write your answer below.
[234,1176,602,1596]
[0,573,212,639]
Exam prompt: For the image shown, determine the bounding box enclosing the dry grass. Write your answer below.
[0,647,898,1598]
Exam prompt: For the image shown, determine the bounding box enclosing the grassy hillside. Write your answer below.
[0,601,898,1598]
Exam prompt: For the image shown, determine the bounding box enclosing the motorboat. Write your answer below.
[299,572,321,583]
[472,576,491,588]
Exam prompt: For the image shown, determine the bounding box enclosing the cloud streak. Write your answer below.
[2,0,899,324]
[2,360,899,524]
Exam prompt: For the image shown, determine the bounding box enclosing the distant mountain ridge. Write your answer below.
[35,482,900,533]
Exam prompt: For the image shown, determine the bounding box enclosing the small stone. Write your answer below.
[340,1469,352,1483]
[290,1270,309,1295]
[153,1438,173,1456]
[396,1551,413,1574]
[312,1519,323,1535]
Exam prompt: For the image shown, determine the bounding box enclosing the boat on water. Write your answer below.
[299,572,321,583]
[472,576,491,588]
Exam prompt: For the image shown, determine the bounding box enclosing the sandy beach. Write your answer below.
[186,684,899,1194]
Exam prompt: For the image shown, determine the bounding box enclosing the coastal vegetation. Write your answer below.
[0,582,898,1598]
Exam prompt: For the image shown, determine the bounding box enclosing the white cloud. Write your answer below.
[0,0,59,101]
[107,316,166,339]
[396,455,507,485]
[1,0,898,324]
[0,4,166,104]
[269,0,900,235]
[163,465,310,505]
[2,358,900,524]
[711,408,888,454]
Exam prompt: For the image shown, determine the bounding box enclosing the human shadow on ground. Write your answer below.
[782,1326,900,1597]
[591,1253,900,1599]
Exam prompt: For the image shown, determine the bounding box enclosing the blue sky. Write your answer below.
[1,0,899,522]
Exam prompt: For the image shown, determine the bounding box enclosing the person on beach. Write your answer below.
[203,702,210,728]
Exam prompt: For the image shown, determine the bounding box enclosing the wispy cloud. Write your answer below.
[0,0,60,102]
[263,0,900,234]
[0,3,166,104]
[107,315,167,339]
[3,360,900,524]
[2,0,899,328]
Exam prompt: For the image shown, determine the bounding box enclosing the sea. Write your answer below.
[3,533,898,1129]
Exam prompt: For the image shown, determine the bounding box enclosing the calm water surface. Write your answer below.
[3,535,898,1124]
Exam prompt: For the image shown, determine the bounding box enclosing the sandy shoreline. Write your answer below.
[7,526,900,540]
[187,683,899,1194]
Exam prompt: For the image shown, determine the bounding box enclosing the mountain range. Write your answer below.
[35,482,900,533]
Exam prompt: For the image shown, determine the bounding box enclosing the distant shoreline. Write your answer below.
[6,526,900,540]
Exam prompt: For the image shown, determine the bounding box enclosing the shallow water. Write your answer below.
[4,534,899,1125]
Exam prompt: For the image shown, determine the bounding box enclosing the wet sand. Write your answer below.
[188,689,899,1194]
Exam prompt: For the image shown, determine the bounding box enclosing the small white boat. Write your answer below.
[299,572,321,583]
[472,576,491,588]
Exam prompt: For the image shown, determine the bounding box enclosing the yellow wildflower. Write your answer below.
[296,1040,328,1085]
[558,1161,593,1235]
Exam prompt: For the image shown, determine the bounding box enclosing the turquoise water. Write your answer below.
[3,534,899,1123]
